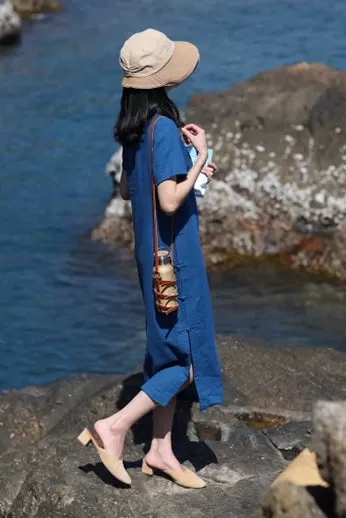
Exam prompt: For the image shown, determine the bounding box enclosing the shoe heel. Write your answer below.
[78,428,91,446]
[142,459,154,476]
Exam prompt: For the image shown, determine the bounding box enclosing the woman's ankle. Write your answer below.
[109,412,131,436]
[148,439,173,457]
[96,412,129,437]
[145,446,182,471]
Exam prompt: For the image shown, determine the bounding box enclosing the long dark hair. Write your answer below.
[114,87,183,147]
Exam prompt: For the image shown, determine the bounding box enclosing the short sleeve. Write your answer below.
[153,117,187,185]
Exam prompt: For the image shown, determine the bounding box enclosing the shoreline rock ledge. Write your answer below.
[0,0,63,45]
[92,63,346,280]
[11,0,63,18]
[263,401,346,518]
[2,336,346,517]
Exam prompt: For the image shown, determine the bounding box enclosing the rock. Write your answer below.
[262,480,328,518]
[2,336,346,516]
[187,63,346,279]
[261,398,346,518]
[0,0,21,44]
[261,399,346,518]
[11,0,63,17]
[0,367,286,517]
[92,149,133,244]
[311,401,346,517]
[105,148,122,184]
[92,149,134,244]
[218,336,346,418]
[93,64,346,280]
[263,421,312,460]
[5,417,285,518]
[0,374,119,455]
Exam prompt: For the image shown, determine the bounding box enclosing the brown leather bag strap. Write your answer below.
[149,116,161,272]
[149,116,175,271]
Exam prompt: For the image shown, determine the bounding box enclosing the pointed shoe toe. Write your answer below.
[142,458,206,489]
[98,449,132,485]
[167,468,206,489]
[78,427,131,486]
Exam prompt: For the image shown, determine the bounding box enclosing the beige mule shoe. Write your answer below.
[142,458,206,489]
[78,427,131,486]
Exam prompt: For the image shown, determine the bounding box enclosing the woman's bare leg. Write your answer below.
[94,390,156,459]
[145,366,194,471]
[94,367,193,462]
[145,398,182,471]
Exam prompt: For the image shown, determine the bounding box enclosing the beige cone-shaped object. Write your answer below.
[272,448,328,488]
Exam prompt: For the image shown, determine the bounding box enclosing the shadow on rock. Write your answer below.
[306,486,337,518]
[78,462,132,489]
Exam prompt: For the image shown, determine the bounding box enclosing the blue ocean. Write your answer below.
[1,0,346,392]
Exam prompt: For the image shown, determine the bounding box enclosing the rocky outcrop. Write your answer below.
[11,0,63,18]
[263,480,328,518]
[312,401,346,517]
[93,64,346,280]
[0,0,21,44]
[92,148,134,247]
[0,0,64,46]
[263,400,346,518]
[2,336,346,517]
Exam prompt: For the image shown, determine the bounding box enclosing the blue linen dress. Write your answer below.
[123,116,223,411]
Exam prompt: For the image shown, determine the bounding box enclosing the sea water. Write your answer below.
[1,0,346,391]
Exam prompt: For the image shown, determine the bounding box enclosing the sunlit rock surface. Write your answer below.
[3,336,346,517]
[92,64,346,279]
[11,0,63,17]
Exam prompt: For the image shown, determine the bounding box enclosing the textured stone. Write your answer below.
[262,480,328,518]
[263,421,312,459]
[0,374,119,455]
[2,337,346,516]
[0,372,286,518]
[93,64,346,280]
[11,0,63,17]
[311,401,346,517]
[218,336,346,417]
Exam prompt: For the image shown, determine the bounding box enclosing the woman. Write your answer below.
[78,28,223,489]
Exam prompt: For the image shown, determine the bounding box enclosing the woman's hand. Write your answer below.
[201,161,217,183]
[181,123,208,159]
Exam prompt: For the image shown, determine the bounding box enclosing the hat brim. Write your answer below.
[122,41,199,89]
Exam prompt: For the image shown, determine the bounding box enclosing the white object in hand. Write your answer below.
[194,172,209,197]
[186,146,213,197]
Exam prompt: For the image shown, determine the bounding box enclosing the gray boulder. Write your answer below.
[11,0,63,18]
[311,401,346,517]
[186,63,346,279]
[262,399,346,518]
[0,371,285,517]
[262,480,327,518]
[3,337,346,516]
[93,63,346,280]
[0,0,21,44]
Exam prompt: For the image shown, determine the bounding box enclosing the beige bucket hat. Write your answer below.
[119,29,199,89]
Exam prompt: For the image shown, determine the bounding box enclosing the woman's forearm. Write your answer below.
[157,153,207,215]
